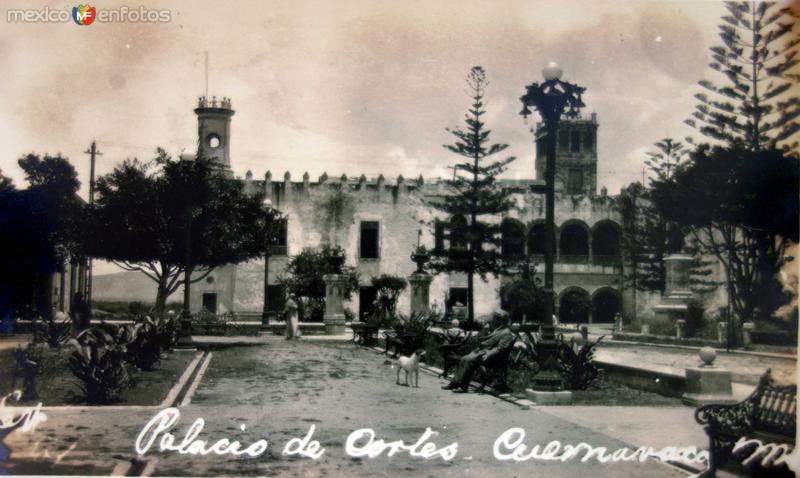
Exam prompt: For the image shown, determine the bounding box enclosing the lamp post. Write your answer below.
[520,62,586,391]
[262,198,283,325]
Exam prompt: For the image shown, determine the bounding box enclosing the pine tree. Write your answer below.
[679,1,800,325]
[428,66,517,324]
[686,1,799,153]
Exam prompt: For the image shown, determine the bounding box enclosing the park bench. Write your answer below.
[694,369,796,477]
[437,333,516,392]
[351,322,379,346]
[383,331,424,357]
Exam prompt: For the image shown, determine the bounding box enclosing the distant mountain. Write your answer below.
[92,270,182,303]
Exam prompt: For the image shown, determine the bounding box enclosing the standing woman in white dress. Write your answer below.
[284,294,301,339]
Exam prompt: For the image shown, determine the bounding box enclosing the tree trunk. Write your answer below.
[154,278,169,317]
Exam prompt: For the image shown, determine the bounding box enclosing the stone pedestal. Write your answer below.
[652,254,694,326]
[323,274,347,335]
[682,368,737,406]
[676,319,686,340]
[717,321,728,344]
[742,321,755,346]
[408,272,433,315]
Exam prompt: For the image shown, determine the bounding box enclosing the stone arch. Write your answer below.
[591,287,621,324]
[527,221,548,256]
[558,220,589,258]
[591,220,621,259]
[501,218,526,260]
[449,215,467,249]
[558,287,590,324]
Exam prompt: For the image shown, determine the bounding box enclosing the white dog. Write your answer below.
[396,350,426,387]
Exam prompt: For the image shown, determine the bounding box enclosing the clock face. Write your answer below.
[207,133,221,149]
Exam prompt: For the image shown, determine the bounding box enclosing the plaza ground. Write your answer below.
[2,333,795,477]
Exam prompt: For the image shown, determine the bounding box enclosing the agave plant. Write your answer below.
[67,323,135,403]
[393,311,436,337]
[558,335,604,390]
[32,312,72,348]
[126,315,163,371]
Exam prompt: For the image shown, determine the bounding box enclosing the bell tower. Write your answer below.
[535,112,598,196]
[195,96,235,173]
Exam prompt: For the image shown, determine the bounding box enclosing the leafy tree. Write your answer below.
[652,145,799,322]
[500,262,549,323]
[686,1,799,153]
[370,274,407,321]
[428,66,517,324]
[0,155,85,320]
[89,150,278,315]
[278,245,359,321]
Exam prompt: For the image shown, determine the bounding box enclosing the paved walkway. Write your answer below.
[5,337,698,477]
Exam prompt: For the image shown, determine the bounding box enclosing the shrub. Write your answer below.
[685,298,706,337]
[67,323,134,403]
[558,336,604,390]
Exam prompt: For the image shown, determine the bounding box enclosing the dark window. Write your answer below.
[276,219,288,247]
[268,218,288,255]
[592,290,620,323]
[570,130,580,152]
[558,130,569,151]
[566,169,584,194]
[266,285,286,312]
[528,224,547,255]
[536,138,545,158]
[559,224,589,257]
[360,221,380,259]
[202,293,218,314]
[449,215,468,249]
[359,286,378,320]
[434,220,445,252]
[446,287,469,315]
[501,219,525,259]
[583,129,594,152]
[592,222,621,257]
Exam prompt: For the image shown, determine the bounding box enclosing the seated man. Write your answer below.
[442,312,515,393]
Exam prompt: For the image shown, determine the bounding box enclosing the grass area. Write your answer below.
[0,345,194,406]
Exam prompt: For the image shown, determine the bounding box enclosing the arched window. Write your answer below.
[527,223,547,256]
[559,223,589,258]
[592,221,621,259]
[501,219,525,260]
[559,288,590,323]
[592,288,620,324]
[449,215,468,249]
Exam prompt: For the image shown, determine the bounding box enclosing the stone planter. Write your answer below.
[410,251,430,273]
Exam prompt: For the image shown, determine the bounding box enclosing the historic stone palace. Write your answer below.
[188,97,629,324]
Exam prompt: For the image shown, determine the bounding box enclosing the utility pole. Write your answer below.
[84,141,101,311]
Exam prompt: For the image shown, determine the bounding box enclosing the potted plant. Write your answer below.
[410,244,430,273]
[325,244,346,273]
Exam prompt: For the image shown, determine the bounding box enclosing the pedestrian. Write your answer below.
[284,294,301,340]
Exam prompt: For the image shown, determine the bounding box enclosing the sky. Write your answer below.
[0,0,733,272]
